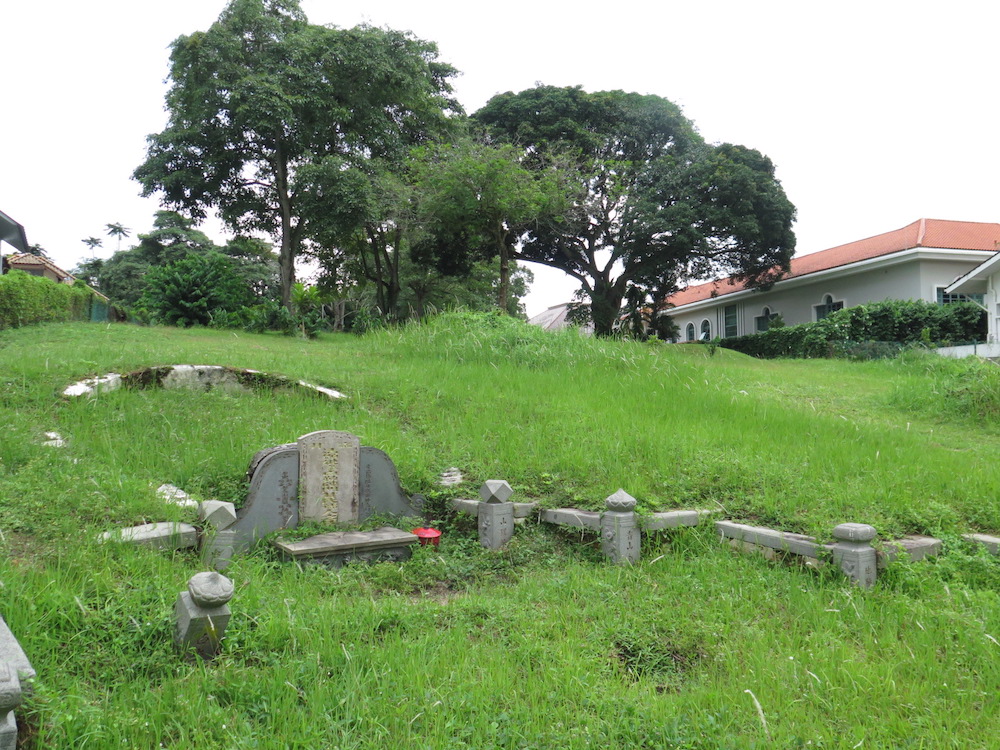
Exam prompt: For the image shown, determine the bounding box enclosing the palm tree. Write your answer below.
[82,237,103,258]
[105,222,131,253]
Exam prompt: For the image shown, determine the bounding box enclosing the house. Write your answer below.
[664,219,1000,342]
[3,252,77,284]
[528,302,594,334]
[944,250,1000,345]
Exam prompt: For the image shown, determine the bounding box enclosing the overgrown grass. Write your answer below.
[2,315,999,747]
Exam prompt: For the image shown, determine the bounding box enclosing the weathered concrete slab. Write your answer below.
[540,508,602,530]
[202,444,299,569]
[358,447,422,521]
[98,522,198,550]
[451,498,480,516]
[643,509,715,530]
[273,527,416,568]
[62,373,122,398]
[298,431,360,524]
[878,535,943,568]
[162,365,249,393]
[513,502,538,519]
[716,521,822,558]
[0,617,34,683]
[439,468,463,486]
[158,484,199,508]
[963,533,1000,555]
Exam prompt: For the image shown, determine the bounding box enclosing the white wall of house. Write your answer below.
[668,252,992,342]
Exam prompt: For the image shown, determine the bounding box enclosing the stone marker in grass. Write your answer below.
[174,572,234,658]
[273,527,418,568]
[601,489,640,564]
[478,480,515,549]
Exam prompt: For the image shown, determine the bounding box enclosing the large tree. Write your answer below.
[134,0,459,310]
[473,86,796,335]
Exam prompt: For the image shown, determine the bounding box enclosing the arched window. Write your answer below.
[700,319,712,340]
[755,306,777,332]
[686,322,695,342]
[814,294,844,320]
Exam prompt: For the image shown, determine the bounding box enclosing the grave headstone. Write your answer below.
[174,572,234,658]
[201,444,299,569]
[358,447,423,521]
[601,489,640,564]
[298,431,360,524]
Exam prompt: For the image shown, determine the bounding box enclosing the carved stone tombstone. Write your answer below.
[478,480,515,549]
[601,489,640,564]
[358,447,424,521]
[202,443,299,570]
[298,431,360,524]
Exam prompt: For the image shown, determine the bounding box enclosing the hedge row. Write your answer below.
[719,299,987,358]
[0,270,94,329]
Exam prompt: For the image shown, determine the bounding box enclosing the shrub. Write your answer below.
[0,270,94,329]
[140,252,248,327]
[721,300,985,358]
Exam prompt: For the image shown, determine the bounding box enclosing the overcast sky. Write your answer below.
[2,0,998,316]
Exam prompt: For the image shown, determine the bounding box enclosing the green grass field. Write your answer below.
[2,315,999,748]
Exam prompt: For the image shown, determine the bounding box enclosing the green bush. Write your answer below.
[140,252,248,327]
[721,299,986,358]
[0,270,94,329]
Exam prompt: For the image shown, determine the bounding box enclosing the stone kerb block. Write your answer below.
[601,489,640,564]
[963,533,1000,556]
[830,523,878,588]
[0,663,21,750]
[198,500,237,530]
[174,572,235,658]
[298,431,360,524]
[451,498,481,516]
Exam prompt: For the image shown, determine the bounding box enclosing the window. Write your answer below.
[700,319,712,340]
[723,305,738,338]
[814,294,843,321]
[937,287,984,306]
[686,322,695,342]
[754,306,778,332]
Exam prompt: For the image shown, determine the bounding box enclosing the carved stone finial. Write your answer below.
[605,489,637,513]
[479,480,514,504]
[187,572,234,608]
[832,523,877,543]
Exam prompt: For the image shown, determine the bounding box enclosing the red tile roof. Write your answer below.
[665,219,1000,308]
[6,253,75,282]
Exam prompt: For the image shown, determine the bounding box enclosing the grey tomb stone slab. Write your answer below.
[478,502,514,549]
[358,447,423,521]
[540,508,602,530]
[513,502,538,519]
[298,431,360,524]
[878,535,942,569]
[202,444,299,570]
[716,521,822,558]
[643,509,714,530]
[99,522,198,550]
[273,527,417,568]
[451,498,481,516]
[963,533,1000,555]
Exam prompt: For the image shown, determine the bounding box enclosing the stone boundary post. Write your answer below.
[478,480,515,549]
[601,489,640,564]
[830,523,878,588]
[174,572,235,658]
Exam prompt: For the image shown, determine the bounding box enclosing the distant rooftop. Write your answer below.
[665,218,1000,308]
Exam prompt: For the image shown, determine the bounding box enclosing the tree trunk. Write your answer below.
[589,280,624,337]
[275,148,296,312]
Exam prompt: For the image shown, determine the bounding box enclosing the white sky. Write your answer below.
[2,0,999,317]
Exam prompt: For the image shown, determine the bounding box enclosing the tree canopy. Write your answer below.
[473,85,796,335]
[134,0,460,310]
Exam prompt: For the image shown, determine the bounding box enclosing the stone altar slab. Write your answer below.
[272,527,417,568]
